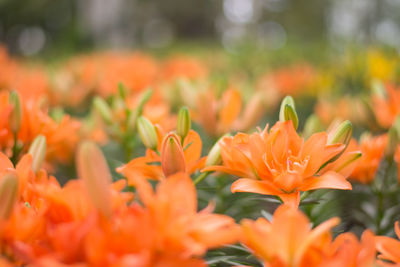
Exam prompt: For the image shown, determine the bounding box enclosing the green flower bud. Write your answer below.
[137,116,158,150]
[279,96,298,129]
[93,97,112,124]
[28,135,46,173]
[9,91,22,134]
[0,171,18,220]
[327,120,353,146]
[177,106,191,140]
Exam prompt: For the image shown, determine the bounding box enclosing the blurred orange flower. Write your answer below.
[241,205,339,267]
[375,222,400,266]
[350,134,387,184]
[373,84,400,129]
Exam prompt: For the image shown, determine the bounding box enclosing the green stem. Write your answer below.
[194,171,211,185]
[375,160,392,234]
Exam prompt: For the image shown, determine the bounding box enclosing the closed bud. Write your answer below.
[177,106,191,140]
[327,120,353,146]
[118,82,127,100]
[303,114,323,138]
[283,104,299,130]
[205,137,225,167]
[334,151,362,173]
[28,135,46,173]
[0,171,18,220]
[137,116,158,150]
[9,91,22,134]
[279,96,298,129]
[127,89,153,133]
[76,141,112,218]
[93,97,112,124]
[279,96,296,121]
[161,133,186,177]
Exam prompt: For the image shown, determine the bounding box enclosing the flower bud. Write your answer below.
[127,89,153,133]
[137,116,158,150]
[93,97,112,125]
[9,91,22,134]
[177,106,191,140]
[76,141,112,218]
[205,138,223,167]
[279,96,298,129]
[327,120,353,146]
[0,171,18,220]
[28,135,46,173]
[303,114,323,139]
[334,151,362,174]
[118,82,127,100]
[161,133,186,177]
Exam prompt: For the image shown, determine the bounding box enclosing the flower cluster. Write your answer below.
[1,45,400,266]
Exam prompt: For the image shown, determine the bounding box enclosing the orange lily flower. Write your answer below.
[86,172,239,266]
[375,222,400,266]
[161,56,208,82]
[204,121,353,207]
[373,84,400,129]
[241,205,339,267]
[323,230,376,267]
[118,129,206,181]
[350,134,387,184]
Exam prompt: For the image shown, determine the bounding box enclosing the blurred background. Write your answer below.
[1,0,400,57]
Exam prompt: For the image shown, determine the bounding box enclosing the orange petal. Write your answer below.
[299,171,352,191]
[231,178,281,195]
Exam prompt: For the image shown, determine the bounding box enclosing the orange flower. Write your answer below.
[204,121,354,207]
[323,230,376,267]
[161,56,208,81]
[258,63,316,97]
[193,88,242,136]
[375,222,400,266]
[118,129,206,182]
[373,84,400,128]
[241,205,339,267]
[87,172,239,266]
[350,134,387,184]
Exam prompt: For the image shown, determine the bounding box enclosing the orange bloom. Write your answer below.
[241,205,339,267]
[258,63,316,97]
[375,222,400,266]
[85,173,239,266]
[373,84,400,128]
[118,129,206,182]
[204,121,354,207]
[350,134,387,184]
[161,56,208,81]
[323,230,376,267]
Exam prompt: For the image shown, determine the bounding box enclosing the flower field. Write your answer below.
[1,45,400,266]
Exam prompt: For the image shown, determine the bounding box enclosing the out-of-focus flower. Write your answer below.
[161,56,208,82]
[323,230,376,267]
[367,50,397,82]
[241,205,339,267]
[375,222,400,266]
[87,172,239,266]
[315,96,368,126]
[258,63,316,97]
[192,87,266,136]
[204,121,355,207]
[373,84,400,129]
[350,134,387,184]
